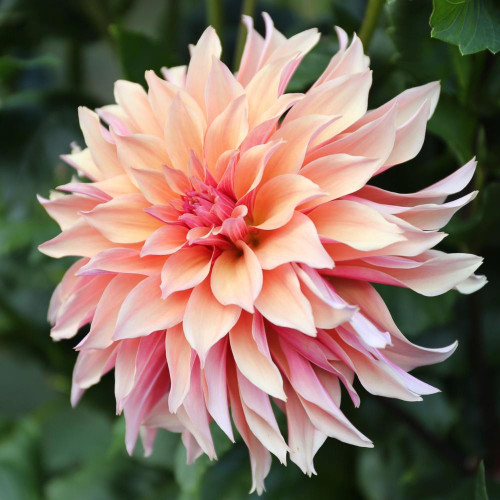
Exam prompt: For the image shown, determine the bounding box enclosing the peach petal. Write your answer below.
[114,276,190,340]
[252,174,324,230]
[229,312,286,400]
[255,264,316,336]
[252,212,333,270]
[160,246,213,297]
[211,241,262,312]
[166,324,193,412]
[83,193,162,243]
[309,199,405,251]
[183,278,241,362]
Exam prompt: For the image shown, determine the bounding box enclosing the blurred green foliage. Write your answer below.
[0,0,499,499]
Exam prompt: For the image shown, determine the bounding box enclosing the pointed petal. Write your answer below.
[229,312,286,400]
[160,246,213,297]
[211,241,262,312]
[183,278,241,362]
[255,264,316,335]
[83,193,162,243]
[114,276,190,339]
[252,174,324,230]
[308,200,405,251]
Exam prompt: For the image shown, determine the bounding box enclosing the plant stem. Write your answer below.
[233,0,257,71]
[207,0,223,37]
[359,0,385,50]
[377,398,475,475]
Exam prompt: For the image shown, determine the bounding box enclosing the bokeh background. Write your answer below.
[1,0,499,498]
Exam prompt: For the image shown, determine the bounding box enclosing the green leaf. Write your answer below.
[0,418,41,500]
[430,0,500,55]
[174,443,211,498]
[109,25,174,85]
[427,94,476,163]
[475,461,489,500]
[41,404,113,473]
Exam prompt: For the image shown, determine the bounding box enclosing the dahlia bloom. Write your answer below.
[39,14,485,493]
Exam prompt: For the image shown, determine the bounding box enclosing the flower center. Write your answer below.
[179,181,236,229]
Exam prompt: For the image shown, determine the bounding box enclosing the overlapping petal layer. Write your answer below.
[39,13,485,494]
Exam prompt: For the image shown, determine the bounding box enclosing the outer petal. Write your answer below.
[185,26,222,112]
[308,200,405,251]
[166,324,192,412]
[229,312,286,400]
[83,193,162,244]
[113,276,190,339]
[203,338,234,440]
[183,278,241,362]
[37,194,100,231]
[114,80,162,136]
[78,248,164,276]
[78,107,123,178]
[38,219,119,258]
[78,274,144,350]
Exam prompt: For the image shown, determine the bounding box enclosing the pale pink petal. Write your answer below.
[237,15,265,87]
[203,338,234,440]
[145,70,177,128]
[51,275,112,340]
[261,115,337,181]
[300,154,380,206]
[77,274,144,349]
[112,130,171,173]
[380,100,431,172]
[61,147,101,181]
[285,71,372,144]
[237,368,288,463]
[115,339,141,405]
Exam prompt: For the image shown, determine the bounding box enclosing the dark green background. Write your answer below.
[0,0,499,498]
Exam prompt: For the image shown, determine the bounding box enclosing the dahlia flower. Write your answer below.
[39,13,485,493]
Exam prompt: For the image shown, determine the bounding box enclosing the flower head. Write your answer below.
[39,13,485,493]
